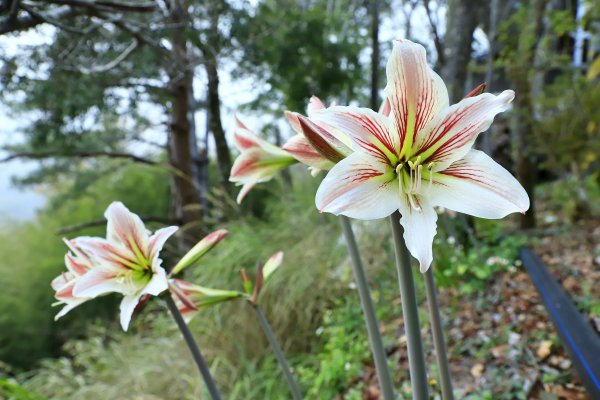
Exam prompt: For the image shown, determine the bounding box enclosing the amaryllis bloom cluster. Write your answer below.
[313,39,530,271]
[51,202,178,331]
[230,117,297,204]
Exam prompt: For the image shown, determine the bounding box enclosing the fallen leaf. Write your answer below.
[470,363,485,378]
[537,340,553,360]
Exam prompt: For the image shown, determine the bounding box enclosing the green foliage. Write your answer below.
[536,75,600,173]
[433,217,528,293]
[0,377,46,400]
[232,0,368,113]
[297,298,370,399]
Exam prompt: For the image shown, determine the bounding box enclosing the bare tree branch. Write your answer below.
[19,2,87,33]
[46,0,156,13]
[422,0,445,67]
[56,215,180,234]
[0,4,80,34]
[1,150,157,164]
[76,39,138,73]
[94,12,171,57]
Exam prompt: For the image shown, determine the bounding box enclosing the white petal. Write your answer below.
[54,299,88,321]
[398,196,438,273]
[236,182,256,204]
[385,39,449,154]
[316,152,399,220]
[429,149,530,218]
[414,90,515,169]
[142,266,169,296]
[263,251,284,282]
[105,202,150,256]
[73,265,131,298]
[311,105,398,163]
[119,294,141,331]
[148,226,178,263]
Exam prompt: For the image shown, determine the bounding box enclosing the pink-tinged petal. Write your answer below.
[263,251,283,282]
[74,237,141,271]
[316,152,399,220]
[378,97,391,117]
[284,110,303,135]
[464,82,487,99]
[397,196,438,273]
[429,150,530,218]
[306,95,326,115]
[233,117,290,156]
[51,271,74,292]
[414,90,515,170]
[119,294,140,331]
[284,112,351,161]
[297,115,348,163]
[142,266,169,296]
[53,275,77,300]
[148,225,178,262]
[72,265,131,298]
[233,116,262,150]
[230,149,296,204]
[230,150,263,180]
[311,106,398,164]
[282,134,335,170]
[105,202,149,259]
[171,229,228,275]
[236,182,256,204]
[230,149,295,182]
[386,39,449,156]
[63,239,94,276]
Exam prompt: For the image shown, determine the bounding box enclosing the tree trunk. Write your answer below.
[506,0,548,229]
[203,5,232,197]
[205,57,232,195]
[442,0,479,102]
[479,0,499,155]
[168,0,205,244]
[369,0,380,110]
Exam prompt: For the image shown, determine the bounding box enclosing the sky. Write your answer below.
[0,3,444,223]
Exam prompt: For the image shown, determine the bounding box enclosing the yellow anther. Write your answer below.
[407,160,415,169]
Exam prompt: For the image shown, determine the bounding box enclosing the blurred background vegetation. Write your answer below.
[0,0,599,398]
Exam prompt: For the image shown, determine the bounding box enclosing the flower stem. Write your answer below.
[165,295,222,400]
[339,216,396,400]
[253,304,304,400]
[424,268,454,400]
[389,211,429,399]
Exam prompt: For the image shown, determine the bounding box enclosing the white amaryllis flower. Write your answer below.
[313,39,530,272]
[283,96,352,176]
[230,117,297,204]
[72,202,178,331]
[51,239,96,320]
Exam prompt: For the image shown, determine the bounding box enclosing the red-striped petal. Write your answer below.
[413,90,514,170]
[315,152,399,220]
[311,106,398,165]
[429,149,529,218]
[385,39,449,157]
